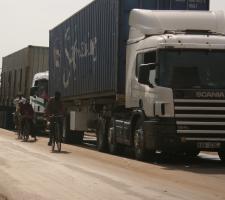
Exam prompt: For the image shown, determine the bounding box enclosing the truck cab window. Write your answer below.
[144,51,156,64]
[171,66,200,89]
[35,79,48,97]
[136,51,157,77]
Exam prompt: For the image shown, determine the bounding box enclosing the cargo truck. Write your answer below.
[30,71,49,131]
[0,46,48,129]
[49,0,225,161]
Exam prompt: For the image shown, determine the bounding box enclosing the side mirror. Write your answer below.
[138,63,156,87]
[30,86,38,97]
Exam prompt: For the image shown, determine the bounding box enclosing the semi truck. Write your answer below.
[49,0,225,161]
[30,71,49,131]
[0,46,49,129]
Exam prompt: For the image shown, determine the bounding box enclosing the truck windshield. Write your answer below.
[158,49,225,89]
[34,79,48,97]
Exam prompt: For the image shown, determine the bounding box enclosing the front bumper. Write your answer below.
[143,117,182,152]
[143,117,225,152]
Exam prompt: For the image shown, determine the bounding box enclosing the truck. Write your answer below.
[0,46,49,129]
[49,0,225,161]
[30,71,49,131]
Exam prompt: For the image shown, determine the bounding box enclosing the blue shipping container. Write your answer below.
[49,0,209,98]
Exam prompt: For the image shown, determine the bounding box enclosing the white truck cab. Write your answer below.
[123,10,225,160]
[30,71,49,131]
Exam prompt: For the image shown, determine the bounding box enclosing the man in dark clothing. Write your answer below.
[45,91,64,146]
[20,99,36,141]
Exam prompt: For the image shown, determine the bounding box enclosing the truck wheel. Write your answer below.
[73,131,84,144]
[134,119,147,161]
[185,149,200,157]
[108,118,120,154]
[218,149,225,162]
[96,117,108,152]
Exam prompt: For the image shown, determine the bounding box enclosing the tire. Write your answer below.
[185,149,200,157]
[73,131,84,144]
[133,119,148,161]
[96,117,108,152]
[184,144,200,158]
[108,118,120,154]
[218,149,225,162]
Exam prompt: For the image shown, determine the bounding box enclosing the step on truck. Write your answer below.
[49,0,225,161]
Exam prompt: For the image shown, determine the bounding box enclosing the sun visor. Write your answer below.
[129,9,225,36]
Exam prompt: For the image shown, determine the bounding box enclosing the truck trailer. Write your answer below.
[48,0,225,161]
[0,46,49,129]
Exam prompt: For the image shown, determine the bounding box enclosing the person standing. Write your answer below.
[20,99,36,141]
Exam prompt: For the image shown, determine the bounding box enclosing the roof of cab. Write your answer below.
[129,9,225,36]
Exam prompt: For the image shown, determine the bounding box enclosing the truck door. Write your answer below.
[131,51,157,116]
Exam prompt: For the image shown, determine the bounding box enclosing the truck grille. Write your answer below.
[174,99,225,141]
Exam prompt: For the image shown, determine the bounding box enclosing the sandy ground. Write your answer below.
[0,128,224,200]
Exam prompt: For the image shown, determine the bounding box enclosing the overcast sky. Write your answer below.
[0,0,224,68]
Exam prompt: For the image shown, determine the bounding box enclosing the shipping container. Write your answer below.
[0,46,49,107]
[49,0,209,99]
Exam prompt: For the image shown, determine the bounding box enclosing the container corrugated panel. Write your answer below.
[1,47,28,105]
[49,0,209,98]
[0,46,49,106]
[49,0,119,98]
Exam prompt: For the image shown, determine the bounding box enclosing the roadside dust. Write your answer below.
[0,194,8,200]
[0,129,225,200]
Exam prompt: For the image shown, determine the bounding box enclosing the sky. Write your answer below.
[0,0,224,69]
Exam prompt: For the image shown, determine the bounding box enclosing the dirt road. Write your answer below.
[0,128,224,200]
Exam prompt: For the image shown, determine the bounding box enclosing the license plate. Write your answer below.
[197,142,221,149]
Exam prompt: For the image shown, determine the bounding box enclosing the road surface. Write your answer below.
[0,128,224,200]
